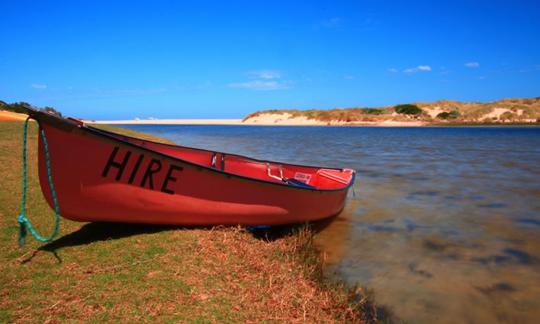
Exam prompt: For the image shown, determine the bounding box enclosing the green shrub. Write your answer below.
[436,112,450,119]
[436,110,460,119]
[448,110,460,118]
[394,104,422,115]
[2,102,32,114]
[362,108,384,115]
[0,101,62,116]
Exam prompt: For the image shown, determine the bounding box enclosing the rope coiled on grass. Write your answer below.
[17,117,61,246]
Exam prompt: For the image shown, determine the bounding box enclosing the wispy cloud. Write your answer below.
[388,68,399,73]
[518,64,540,73]
[465,62,480,68]
[403,65,432,73]
[439,66,451,75]
[228,80,290,91]
[320,17,342,28]
[107,88,168,96]
[344,75,356,80]
[358,17,377,31]
[229,70,291,90]
[248,70,281,80]
[31,83,47,89]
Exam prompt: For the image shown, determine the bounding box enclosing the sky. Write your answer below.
[1,0,539,119]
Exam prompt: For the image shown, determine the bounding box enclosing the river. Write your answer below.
[122,124,540,323]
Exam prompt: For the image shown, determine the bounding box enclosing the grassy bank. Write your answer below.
[0,121,372,322]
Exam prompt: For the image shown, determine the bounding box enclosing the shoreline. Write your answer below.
[89,118,244,125]
[2,111,537,127]
[88,118,540,127]
[89,118,427,127]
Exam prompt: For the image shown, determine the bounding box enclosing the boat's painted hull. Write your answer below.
[34,117,354,226]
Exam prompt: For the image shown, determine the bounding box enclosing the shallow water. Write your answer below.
[122,124,540,323]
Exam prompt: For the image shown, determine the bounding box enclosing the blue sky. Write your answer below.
[1,0,539,119]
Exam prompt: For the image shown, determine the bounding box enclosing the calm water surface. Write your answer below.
[123,124,540,323]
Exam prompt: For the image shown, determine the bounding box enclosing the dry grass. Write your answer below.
[0,121,371,323]
[414,98,540,122]
[243,107,392,123]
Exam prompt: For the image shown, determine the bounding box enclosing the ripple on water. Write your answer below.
[477,202,508,209]
[515,218,540,228]
[472,248,535,266]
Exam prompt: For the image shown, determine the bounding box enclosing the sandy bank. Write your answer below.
[91,113,426,126]
[244,113,426,126]
[89,118,243,125]
[243,113,326,125]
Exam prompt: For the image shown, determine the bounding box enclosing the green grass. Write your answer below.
[0,121,370,322]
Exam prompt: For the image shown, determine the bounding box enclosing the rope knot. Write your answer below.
[17,214,26,224]
[17,213,27,247]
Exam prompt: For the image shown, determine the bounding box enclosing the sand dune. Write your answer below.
[0,111,28,121]
[242,113,425,126]
[242,113,326,125]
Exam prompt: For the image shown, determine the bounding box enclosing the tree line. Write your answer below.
[0,100,62,117]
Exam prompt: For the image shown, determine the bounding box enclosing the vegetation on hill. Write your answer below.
[436,110,460,120]
[243,107,394,123]
[0,101,62,117]
[394,104,423,115]
[244,97,540,124]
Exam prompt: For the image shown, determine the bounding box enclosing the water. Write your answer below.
[121,124,540,323]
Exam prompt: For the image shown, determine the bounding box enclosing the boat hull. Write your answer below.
[37,123,353,225]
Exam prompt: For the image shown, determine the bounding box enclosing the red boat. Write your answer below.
[24,108,355,226]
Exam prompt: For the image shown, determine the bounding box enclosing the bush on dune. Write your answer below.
[436,110,460,120]
[362,108,385,115]
[242,98,540,123]
[1,102,32,114]
[500,111,516,121]
[394,104,423,115]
